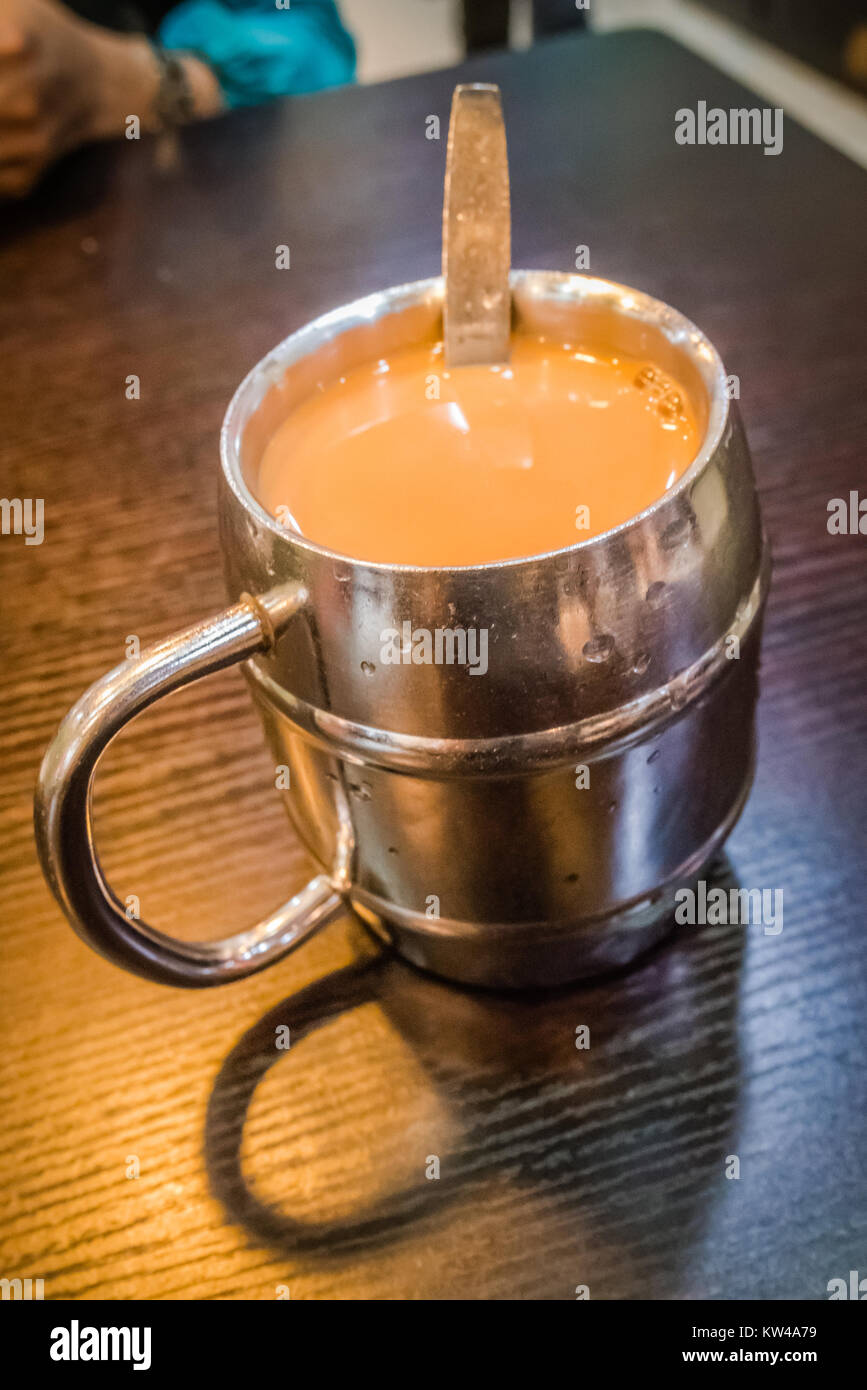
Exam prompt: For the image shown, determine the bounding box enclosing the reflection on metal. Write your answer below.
[34,586,350,988]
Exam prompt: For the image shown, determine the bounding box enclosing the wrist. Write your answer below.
[87,31,161,142]
[86,33,223,144]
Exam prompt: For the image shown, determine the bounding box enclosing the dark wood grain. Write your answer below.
[1,31,866,1301]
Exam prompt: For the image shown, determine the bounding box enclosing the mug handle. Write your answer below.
[34,583,350,988]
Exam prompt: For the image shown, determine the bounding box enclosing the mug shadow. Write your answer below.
[205,854,747,1291]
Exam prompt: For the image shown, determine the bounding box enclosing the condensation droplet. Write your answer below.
[388,846,399,855]
[647,748,661,764]
[334,561,351,583]
[351,781,373,801]
[632,651,651,675]
[607,800,618,814]
[646,581,667,607]
[360,661,375,676]
[565,872,580,883]
[583,634,615,664]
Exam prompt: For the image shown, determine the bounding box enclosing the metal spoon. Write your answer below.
[442,83,511,368]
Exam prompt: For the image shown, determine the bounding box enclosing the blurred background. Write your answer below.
[347,0,867,164]
[2,0,864,201]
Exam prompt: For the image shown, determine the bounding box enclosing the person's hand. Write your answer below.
[0,0,113,196]
[0,0,221,198]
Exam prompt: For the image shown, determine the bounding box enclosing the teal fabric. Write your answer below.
[158,0,356,107]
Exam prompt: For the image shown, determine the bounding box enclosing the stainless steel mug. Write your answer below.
[35,272,770,989]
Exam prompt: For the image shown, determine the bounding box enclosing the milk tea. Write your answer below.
[255,335,699,566]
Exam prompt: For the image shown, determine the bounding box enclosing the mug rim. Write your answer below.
[220,270,729,576]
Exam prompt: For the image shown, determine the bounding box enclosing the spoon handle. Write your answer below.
[442,83,512,367]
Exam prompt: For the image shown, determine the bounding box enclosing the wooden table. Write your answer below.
[1,30,865,1301]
